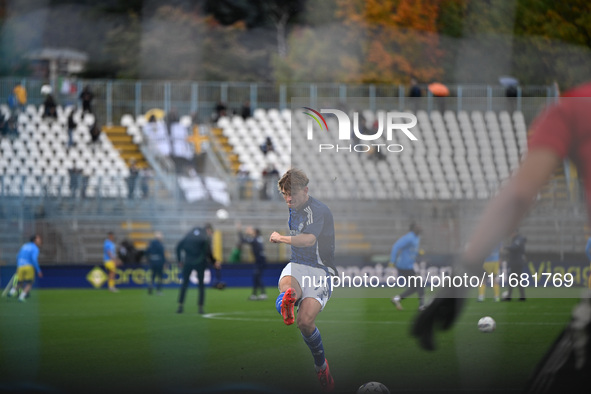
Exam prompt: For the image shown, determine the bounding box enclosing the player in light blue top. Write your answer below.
[103,232,120,292]
[11,234,43,302]
[103,235,116,262]
[390,225,422,270]
[390,223,424,311]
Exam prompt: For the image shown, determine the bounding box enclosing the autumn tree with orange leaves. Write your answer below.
[336,0,445,84]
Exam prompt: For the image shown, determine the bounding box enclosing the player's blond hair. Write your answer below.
[278,168,309,195]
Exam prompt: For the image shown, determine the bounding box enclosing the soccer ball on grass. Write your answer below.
[357,381,390,393]
[478,316,496,333]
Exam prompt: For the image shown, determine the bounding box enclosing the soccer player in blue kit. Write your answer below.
[10,234,43,302]
[103,232,120,292]
[269,169,337,392]
[390,223,424,310]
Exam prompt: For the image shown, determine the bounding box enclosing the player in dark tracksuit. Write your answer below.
[146,232,166,295]
[503,231,527,301]
[176,224,217,314]
[239,226,267,300]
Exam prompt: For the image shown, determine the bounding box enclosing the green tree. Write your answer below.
[273,25,363,83]
[513,0,591,87]
[103,5,271,81]
[103,11,142,78]
[204,0,305,58]
[515,0,591,47]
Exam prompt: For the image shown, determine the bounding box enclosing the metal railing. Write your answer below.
[1,173,583,207]
[1,78,556,126]
[0,174,162,201]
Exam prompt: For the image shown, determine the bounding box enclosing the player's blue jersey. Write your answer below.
[103,239,116,262]
[288,196,335,274]
[16,242,41,273]
[390,231,421,270]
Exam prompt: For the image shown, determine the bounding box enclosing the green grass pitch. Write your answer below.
[0,287,582,393]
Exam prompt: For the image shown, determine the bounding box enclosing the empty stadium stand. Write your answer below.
[0,104,131,198]
[216,108,528,200]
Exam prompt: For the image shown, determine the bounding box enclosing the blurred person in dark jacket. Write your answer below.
[238,223,267,300]
[146,232,167,295]
[176,223,219,314]
[503,230,527,301]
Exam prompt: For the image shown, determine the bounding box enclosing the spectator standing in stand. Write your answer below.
[79,85,94,115]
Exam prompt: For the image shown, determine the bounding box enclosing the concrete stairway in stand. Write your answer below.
[102,125,148,168]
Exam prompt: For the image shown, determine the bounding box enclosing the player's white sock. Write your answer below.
[19,291,26,301]
[9,288,17,297]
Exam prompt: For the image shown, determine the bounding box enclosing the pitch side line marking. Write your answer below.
[201,311,567,325]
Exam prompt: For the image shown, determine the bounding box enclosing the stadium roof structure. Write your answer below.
[26,47,89,62]
[25,47,89,81]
